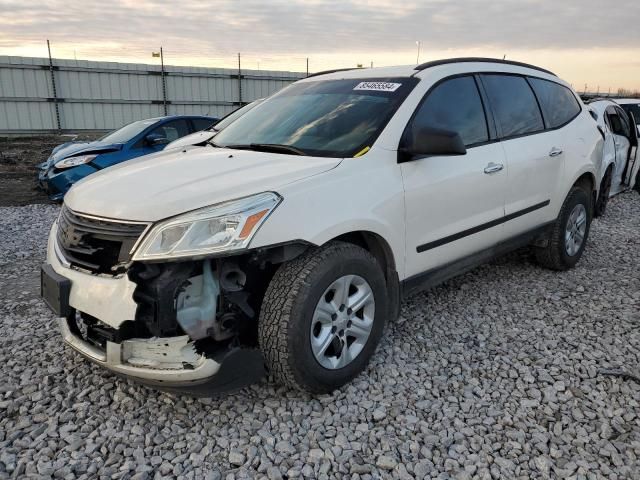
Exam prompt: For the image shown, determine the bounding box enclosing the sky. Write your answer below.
[0,0,639,91]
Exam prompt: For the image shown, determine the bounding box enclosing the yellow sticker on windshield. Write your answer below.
[353,146,370,158]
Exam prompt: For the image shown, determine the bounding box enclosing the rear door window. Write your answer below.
[481,74,544,138]
[192,118,216,131]
[410,76,489,146]
[606,109,625,136]
[528,78,581,128]
[150,119,190,142]
[615,107,632,138]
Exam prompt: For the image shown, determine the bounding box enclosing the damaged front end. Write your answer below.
[45,203,305,394]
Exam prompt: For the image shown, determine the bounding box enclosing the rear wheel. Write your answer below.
[594,166,612,217]
[535,185,591,271]
[258,241,387,393]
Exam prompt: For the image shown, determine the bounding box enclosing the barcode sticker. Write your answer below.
[353,82,402,92]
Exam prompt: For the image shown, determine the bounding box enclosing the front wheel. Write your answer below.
[534,185,591,271]
[258,241,388,393]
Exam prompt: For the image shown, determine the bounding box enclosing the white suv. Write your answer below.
[41,58,602,394]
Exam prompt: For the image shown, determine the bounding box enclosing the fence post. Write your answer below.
[160,47,168,115]
[237,53,242,105]
[47,40,62,132]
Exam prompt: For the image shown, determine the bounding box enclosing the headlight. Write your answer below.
[54,154,97,169]
[132,192,282,261]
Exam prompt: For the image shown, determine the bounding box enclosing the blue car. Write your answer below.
[38,115,218,201]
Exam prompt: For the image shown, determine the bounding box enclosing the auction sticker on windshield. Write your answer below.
[354,82,402,92]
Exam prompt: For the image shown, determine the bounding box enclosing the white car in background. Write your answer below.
[616,98,640,135]
[165,99,264,151]
[587,99,639,215]
[616,99,640,192]
[42,58,603,394]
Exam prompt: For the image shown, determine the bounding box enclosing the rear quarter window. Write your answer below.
[528,78,581,129]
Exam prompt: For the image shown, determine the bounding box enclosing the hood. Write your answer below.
[164,130,217,151]
[65,146,342,221]
[46,141,123,167]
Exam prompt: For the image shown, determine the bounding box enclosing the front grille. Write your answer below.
[56,205,150,275]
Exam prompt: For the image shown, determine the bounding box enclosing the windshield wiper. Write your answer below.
[223,143,307,156]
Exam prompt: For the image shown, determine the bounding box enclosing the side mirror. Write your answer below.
[145,133,169,146]
[399,126,466,162]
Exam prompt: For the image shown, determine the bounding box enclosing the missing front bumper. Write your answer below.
[58,317,220,383]
[57,317,265,394]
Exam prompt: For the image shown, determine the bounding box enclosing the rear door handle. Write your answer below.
[484,162,504,174]
[549,147,563,157]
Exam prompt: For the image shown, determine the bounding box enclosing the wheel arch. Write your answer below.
[565,169,597,216]
[329,231,395,273]
[326,230,401,322]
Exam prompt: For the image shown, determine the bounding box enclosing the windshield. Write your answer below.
[214,100,263,131]
[99,119,156,144]
[620,103,640,125]
[213,77,418,157]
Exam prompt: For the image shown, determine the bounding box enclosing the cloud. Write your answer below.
[0,0,638,57]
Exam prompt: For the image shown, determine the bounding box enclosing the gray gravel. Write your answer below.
[1,193,639,479]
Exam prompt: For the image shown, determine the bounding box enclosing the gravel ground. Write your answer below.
[1,193,639,479]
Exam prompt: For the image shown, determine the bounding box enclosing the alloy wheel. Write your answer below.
[310,274,375,370]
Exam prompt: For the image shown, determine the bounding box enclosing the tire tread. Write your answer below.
[258,241,381,392]
[535,185,590,271]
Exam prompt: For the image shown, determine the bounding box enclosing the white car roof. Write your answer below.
[589,99,618,114]
[615,98,640,105]
[301,57,558,83]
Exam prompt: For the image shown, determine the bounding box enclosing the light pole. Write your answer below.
[415,41,421,64]
[152,48,167,116]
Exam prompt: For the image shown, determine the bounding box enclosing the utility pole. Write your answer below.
[415,41,421,64]
[306,58,309,77]
[237,53,242,105]
[46,40,61,132]
[370,61,373,68]
[160,47,167,116]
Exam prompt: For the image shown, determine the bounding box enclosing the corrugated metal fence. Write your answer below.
[0,56,306,133]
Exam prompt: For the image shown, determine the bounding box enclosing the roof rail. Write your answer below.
[581,96,617,104]
[306,67,360,79]
[414,57,556,77]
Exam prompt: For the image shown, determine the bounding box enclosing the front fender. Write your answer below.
[250,151,407,278]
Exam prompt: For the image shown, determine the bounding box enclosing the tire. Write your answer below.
[594,166,612,217]
[258,241,388,393]
[534,185,591,271]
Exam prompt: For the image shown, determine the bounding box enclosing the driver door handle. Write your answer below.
[484,162,504,174]
[549,147,563,157]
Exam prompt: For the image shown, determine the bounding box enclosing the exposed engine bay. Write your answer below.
[66,242,309,375]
